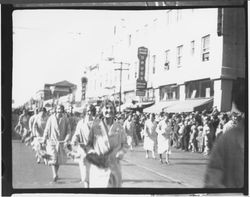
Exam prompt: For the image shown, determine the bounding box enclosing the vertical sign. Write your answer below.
[136,46,148,96]
[81,77,88,101]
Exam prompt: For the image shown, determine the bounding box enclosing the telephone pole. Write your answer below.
[114,61,130,112]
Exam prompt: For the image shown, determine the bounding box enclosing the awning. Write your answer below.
[143,101,175,113]
[121,101,155,111]
[163,98,213,113]
[144,98,213,113]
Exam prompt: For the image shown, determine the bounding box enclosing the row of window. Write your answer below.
[160,79,214,101]
[150,34,210,74]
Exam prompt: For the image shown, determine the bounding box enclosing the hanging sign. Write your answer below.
[136,46,148,93]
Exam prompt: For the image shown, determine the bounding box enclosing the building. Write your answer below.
[35,80,77,108]
[85,8,246,113]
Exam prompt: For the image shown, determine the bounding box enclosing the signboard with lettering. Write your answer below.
[81,77,88,101]
[136,46,148,94]
[136,90,146,96]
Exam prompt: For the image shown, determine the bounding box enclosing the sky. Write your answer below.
[12,9,163,108]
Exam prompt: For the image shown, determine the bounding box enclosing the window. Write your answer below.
[160,85,179,101]
[185,79,214,99]
[165,50,170,70]
[127,73,130,80]
[152,55,156,74]
[191,40,195,55]
[177,45,183,66]
[202,35,210,61]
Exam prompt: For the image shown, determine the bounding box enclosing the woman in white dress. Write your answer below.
[156,113,172,164]
[143,113,157,159]
[71,104,96,188]
[85,100,128,187]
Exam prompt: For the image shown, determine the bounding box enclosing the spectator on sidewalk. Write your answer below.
[204,83,245,188]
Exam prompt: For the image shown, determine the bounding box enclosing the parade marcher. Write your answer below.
[123,113,137,150]
[204,84,245,188]
[15,108,30,143]
[156,113,172,164]
[85,100,128,187]
[32,107,48,163]
[143,113,157,159]
[71,104,96,188]
[42,105,71,182]
[25,108,39,146]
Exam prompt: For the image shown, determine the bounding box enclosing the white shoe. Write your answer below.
[145,155,149,159]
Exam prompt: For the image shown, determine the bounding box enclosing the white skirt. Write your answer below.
[89,164,111,188]
[143,136,156,151]
[157,137,171,154]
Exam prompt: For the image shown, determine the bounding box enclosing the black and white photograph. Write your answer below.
[3,0,247,195]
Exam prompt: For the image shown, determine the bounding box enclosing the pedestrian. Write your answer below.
[196,125,204,153]
[223,112,239,133]
[189,124,198,152]
[143,113,157,159]
[215,113,229,139]
[204,83,245,188]
[42,104,71,182]
[71,104,96,188]
[85,99,128,187]
[123,113,137,150]
[32,107,48,163]
[15,108,30,143]
[156,113,172,164]
[202,116,213,156]
[182,120,191,151]
[26,108,39,146]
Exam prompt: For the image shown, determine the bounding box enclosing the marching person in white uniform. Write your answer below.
[143,113,157,159]
[156,113,172,164]
[71,104,96,188]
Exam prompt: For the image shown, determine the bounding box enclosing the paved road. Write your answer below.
[12,140,209,188]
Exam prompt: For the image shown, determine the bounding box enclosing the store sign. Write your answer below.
[136,46,148,94]
[81,77,88,101]
[136,90,146,96]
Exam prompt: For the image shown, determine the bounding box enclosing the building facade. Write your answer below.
[85,8,246,112]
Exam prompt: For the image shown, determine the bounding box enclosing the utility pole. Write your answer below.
[114,61,130,112]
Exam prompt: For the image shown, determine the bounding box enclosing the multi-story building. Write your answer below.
[85,8,246,113]
[35,80,77,108]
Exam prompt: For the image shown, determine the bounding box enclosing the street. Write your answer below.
[12,140,209,188]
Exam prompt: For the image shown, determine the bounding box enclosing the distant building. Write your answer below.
[35,80,77,108]
[85,8,246,113]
